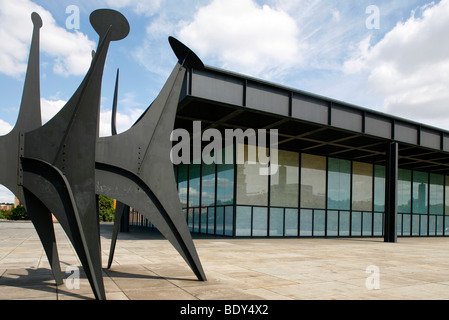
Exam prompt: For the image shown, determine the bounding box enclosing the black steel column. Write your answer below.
[385,142,398,243]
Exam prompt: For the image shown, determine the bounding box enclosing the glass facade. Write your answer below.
[132,142,448,239]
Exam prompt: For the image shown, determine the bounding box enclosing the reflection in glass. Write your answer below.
[237,145,268,206]
[398,169,411,213]
[189,165,200,207]
[430,174,444,215]
[253,207,268,236]
[429,215,435,236]
[236,206,251,236]
[327,158,351,210]
[270,150,299,207]
[201,207,207,233]
[178,165,188,208]
[373,212,383,236]
[225,206,234,236]
[436,216,444,235]
[217,145,234,206]
[402,214,411,236]
[412,171,428,214]
[397,214,402,236]
[420,215,428,236]
[352,162,373,211]
[352,211,362,236]
[313,210,325,236]
[374,165,385,212]
[412,215,420,236]
[207,207,215,234]
[327,211,338,236]
[269,208,284,236]
[339,211,350,236]
[202,162,216,207]
[300,209,313,236]
[285,209,298,237]
[216,207,224,235]
[301,154,326,209]
[194,208,200,232]
[362,211,372,236]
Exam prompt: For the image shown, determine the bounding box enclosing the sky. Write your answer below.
[1,0,449,203]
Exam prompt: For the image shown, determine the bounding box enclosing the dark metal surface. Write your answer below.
[385,142,398,243]
[96,37,207,281]
[1,9,207,299]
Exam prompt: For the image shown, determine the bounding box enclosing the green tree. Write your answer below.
[98,195,115,222]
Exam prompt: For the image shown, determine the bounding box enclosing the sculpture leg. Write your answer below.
[107,201,127,269]
[22,188,63,286]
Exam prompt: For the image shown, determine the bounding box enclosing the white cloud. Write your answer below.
[0,185,14,204]
[0,0,95,78]
[177,0,303,80]
[0,119,13,136]
[343,0,449,128]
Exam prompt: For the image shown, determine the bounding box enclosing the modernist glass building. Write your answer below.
[131,65,449,239]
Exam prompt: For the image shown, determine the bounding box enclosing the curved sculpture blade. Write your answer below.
[20,9,129,300]
[0,12,63,286]
[97,37,207,281]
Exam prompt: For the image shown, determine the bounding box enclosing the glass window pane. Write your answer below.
[446,176,449,215]
[339,211,350,236]
[216,207,224,235]
[412,215,420,236]
[352,211,362,236]
[428,215,435,236]
[236,206,252,236]
[446,216,449,236]
[402,214,411,236]
[398,169,412,213]
[413,171,428,214]
[270,150,299,207]
[188,208,193,231]
[373,212,383,236]
[430,174,444,215]
[374,165,385,212]
[327,158,351,210]
[237,144,268,206]
[362,212,372,236]
[189,165,201,207]
[269,208,284,237]
[301,154,326,209]
[225,206,234,236]
[207,207,215,234]
[436,216,444,236]
[216,144,234,206]
[300,209,312,236]
[178,165,188,208]
[397,214,402,236]
[327,211,338,237]
[202,163,216,207]
[352,162,373,212]
[285,209,298,237]
[313,210,325,236]
[194,208,200,232]
[200,207,207,233]
[420,215,428,236]
[253,207,268,236]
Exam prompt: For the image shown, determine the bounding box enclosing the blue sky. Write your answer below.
[1,0,448,203]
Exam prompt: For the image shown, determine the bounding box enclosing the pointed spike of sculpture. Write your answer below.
[169,36,204,70]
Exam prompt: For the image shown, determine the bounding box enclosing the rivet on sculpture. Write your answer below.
[0,9,206,300]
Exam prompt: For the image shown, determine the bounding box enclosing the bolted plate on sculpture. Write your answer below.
[90,9,130,41]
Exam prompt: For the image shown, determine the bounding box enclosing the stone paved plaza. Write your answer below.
[1,221,449,300]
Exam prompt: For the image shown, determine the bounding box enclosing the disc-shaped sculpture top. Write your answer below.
[169,36,204,70]
[90,9,130,41]
[31,12,43,29]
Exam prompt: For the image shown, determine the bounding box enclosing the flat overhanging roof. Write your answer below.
[175,65,449,175]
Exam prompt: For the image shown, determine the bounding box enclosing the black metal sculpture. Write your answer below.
[0,9,207,300]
